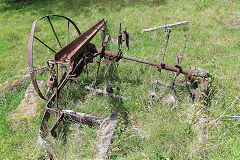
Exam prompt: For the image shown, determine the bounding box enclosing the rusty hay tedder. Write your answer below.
[28,15,213,159]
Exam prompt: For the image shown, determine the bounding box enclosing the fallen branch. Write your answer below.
[95,113,118,160]
[141,21,188,32]
[0,75,29,96]
[0,66,47,96]
[46,108,105,126]
[38,129,55,160]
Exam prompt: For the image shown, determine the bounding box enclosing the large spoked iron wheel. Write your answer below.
[28,15,81,100]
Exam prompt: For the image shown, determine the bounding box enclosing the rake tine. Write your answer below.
[148,71,161,104]
[180,33,189,65]
[104,64,111,77]
[90,57,102,87]
[106,60,117,94]
[111,61,117,80]
[118,23,122,51]
[161,25,172,63]
[172,73,179,107]
[148,24,173,103]
[171,34,190,108]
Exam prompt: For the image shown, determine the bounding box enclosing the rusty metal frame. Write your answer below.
[28,15,213,159]
[28,15,81,100]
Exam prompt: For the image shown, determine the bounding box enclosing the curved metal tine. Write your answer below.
[176,52,180,66]
[161,29,171,62]
[65,20,70,46]
[180,34,189,66]
[172,51,180,105]
[90,57,101,87]
[106,61,117,93]
[111,61,117,80]
[148,71,161,101]
[171,73,179,109]
[47,16,62,49]
[172,74,178,95]
[34,36,56,53]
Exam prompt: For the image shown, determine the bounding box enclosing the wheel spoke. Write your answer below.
[47,16,62,49]
[34,36,56,53]
[29,15,82,101]
[65,20,70,46]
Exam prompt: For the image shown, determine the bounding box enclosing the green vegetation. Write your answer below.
[0,0,239,159]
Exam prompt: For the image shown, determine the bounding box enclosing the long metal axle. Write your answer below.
[102,50,198,81]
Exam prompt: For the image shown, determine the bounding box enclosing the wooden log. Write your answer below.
[45,108,104,126]
[63,109,104,125]
[95,113,118,160]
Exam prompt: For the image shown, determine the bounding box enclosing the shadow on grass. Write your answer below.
[1,0,167,15]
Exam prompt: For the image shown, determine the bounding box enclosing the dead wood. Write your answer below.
[95,113,118,160]
[38,129,55,160]
[0,66,47,96]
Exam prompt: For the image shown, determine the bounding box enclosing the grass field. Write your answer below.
[0,0,240,159]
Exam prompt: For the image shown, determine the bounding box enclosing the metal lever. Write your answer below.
[101,25,106,47]
[118,23,122,51]
[123,28,129,50]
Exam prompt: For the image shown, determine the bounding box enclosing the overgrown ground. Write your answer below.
[0,0,240,159]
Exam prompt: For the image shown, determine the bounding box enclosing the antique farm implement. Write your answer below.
[28,15,213,159]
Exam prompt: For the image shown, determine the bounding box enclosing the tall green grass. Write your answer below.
[0,0,239,159]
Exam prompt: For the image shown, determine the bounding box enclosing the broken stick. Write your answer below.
[141,21,188,32]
